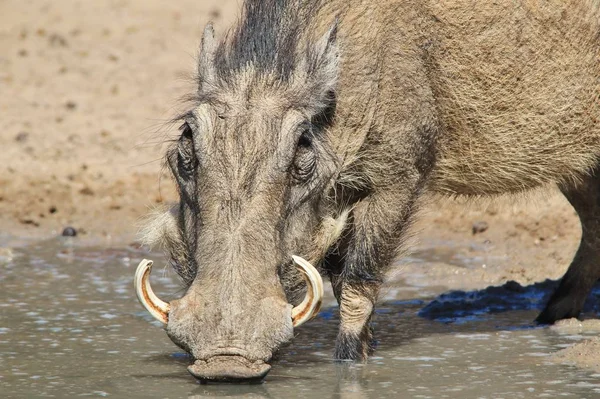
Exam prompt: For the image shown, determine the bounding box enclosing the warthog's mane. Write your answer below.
[213,0,325,84]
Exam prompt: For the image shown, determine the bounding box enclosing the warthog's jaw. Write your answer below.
[133,256,323,381]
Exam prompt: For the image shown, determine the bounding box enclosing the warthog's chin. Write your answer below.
[188,355,271,382]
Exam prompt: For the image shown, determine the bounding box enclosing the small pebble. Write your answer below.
[61,227,77,237]
[0,247,14,262]
[79,186,94,196]
[472,221,489,235]
[48,33,68,47]
[14,132,29,142]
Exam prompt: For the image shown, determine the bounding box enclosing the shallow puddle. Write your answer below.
[1,237,599,398]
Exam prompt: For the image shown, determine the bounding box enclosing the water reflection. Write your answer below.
[332,364,370,399]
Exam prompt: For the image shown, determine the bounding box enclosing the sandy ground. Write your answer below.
[0,0,238,240]
[549,319,600,373]
[1,0,596,374]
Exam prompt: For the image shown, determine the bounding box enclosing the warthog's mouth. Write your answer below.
[188,355,271,382]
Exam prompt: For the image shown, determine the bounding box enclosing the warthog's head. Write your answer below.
[136,9,347,382]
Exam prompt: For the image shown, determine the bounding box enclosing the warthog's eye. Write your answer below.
[177,122,197,179]
[298,132,311,148]
[292,128,316,182]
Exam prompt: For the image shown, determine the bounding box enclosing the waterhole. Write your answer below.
[1,236,599,398]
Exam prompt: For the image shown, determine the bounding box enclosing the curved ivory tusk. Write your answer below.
[134,259,170,325]
[291,255,324,327]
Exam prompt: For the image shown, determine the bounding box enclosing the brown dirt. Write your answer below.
[0,0,595,372]
[0,0,237,240]
[406,192,581,290]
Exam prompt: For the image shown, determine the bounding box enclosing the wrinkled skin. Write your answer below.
[141,0,600,381]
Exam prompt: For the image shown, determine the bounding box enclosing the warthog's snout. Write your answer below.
[134,257,323,381]
[188,356,271,382]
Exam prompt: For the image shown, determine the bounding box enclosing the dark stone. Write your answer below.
[61,227,77,237]
[48,33,68,47]
[21,218,39,227]
[14,132,29,142]
[472,221,489,235]
[79,187,94,196]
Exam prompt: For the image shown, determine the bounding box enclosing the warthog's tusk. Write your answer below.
[291,255,324,327]
[134,259,170,325]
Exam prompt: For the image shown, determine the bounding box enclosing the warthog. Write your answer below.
[135,0,600,382]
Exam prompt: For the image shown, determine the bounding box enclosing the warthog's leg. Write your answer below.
[325,182,426,360]
[537,167,600,324]
[322,39,438,358]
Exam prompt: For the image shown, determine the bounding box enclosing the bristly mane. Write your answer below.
[213,0,323,83]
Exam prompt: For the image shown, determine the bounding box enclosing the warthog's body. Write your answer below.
[143,0,600,381]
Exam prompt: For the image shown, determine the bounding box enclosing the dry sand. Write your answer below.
[0,0,238,240]
[0,0,596,374]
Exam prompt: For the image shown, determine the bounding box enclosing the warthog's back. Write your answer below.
[427,0,600,195]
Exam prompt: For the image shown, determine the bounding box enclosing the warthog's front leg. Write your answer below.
[333,281,379,360]
[326,181,425,360]
[325,48,438,359]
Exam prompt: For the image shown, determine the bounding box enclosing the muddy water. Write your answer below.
[2,237,600,398]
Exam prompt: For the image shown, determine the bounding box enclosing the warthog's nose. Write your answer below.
[187,356,271,382]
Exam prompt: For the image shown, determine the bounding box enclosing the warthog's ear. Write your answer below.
[314,21,339,69]
[198,23,217,88]
[304,21,339,111]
